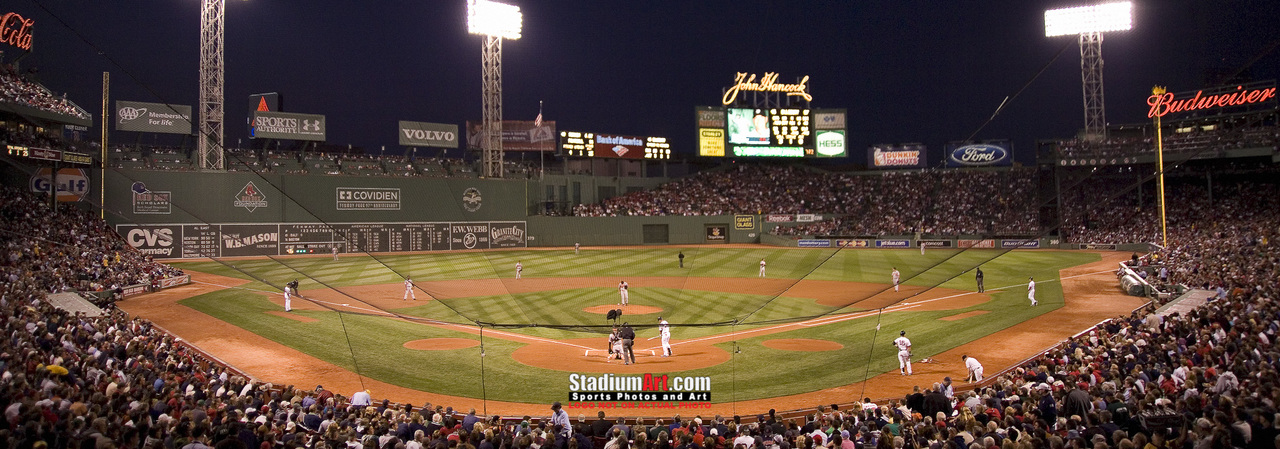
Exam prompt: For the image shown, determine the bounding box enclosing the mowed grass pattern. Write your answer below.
[173,247,1099,403]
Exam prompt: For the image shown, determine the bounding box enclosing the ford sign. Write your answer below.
[947,144,1010,167]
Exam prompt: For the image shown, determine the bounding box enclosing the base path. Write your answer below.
[119,251,1143,417]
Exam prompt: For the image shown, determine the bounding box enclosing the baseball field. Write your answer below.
[119,245,1143,416]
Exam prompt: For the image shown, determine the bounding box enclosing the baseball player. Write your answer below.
[962,354,984,383]
[283,285,293,312]
[618,280,629,306]
[404,277,416,301]
[574,242,580,255]
[1027,276,1037,306]
[516,261,523,279]
[891,268,901,292]
[759,259,767,277]
[893,330,912,375]
[975,267,984,293]
[332,246,339,261]
[655,317,672,357]
[607,327,622,361]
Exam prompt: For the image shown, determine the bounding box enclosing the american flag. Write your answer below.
[534,112,543,128]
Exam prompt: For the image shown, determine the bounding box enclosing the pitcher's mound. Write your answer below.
[404,338,480,350]
[762,339,844,352]
[583,305,663,315]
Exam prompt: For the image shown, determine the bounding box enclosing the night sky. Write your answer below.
[6,0,1279,165]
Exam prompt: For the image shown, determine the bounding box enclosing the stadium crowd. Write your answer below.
[3,160,1280,449]
[0,65,91,120]
[575,165,1039,236]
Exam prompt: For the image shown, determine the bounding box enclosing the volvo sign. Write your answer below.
[398,121,460,148]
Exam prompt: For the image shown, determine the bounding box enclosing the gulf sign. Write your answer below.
[946,143,1011,167]
[30,168,89,202]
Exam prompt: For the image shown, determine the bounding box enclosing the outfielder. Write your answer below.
[618,280,629,306]
[759,259,767,277]
[1027,276,1037,306]
[892,268,901,292]
[404,277,416,301]
[516,261,523,279]
[962,354,984,382]
[575,243,580,255]
[332,246,339,261]
[283,285,293,312]
[975,267,984,293]
[893,330,912,375]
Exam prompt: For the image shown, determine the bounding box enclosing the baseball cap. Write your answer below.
[900,331,906,336]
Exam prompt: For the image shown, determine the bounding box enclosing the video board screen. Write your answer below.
[724,108,812,157]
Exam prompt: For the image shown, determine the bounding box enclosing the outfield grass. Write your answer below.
[172,247,1098,403]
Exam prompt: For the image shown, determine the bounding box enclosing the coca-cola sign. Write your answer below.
[946,143,1011,167]
[1,12,34,51]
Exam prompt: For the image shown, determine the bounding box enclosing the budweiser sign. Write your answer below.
[1147,85,1277,118]
[1,12,33,51]
[722,72,812,105]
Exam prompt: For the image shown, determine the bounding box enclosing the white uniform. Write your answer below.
[1028,279,1037,306]
[759,259,767,277]
[404,279,416,300]
[892,269,901,292]
[516,262,523,279]
[618,281,629,305]
[658,318,671,356]
[964,356,984,382]
[283,286,292,312]
[332,247,339,261]
[575,243,580,255]
[893,334,912,375]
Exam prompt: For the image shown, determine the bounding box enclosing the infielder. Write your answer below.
[891,268,901,292]
[404,277,416,301]
[962,354,984,382]
[893,330,912,375]
[515,261,523,279]
[759,259,767,277]
[283,285,293,312]
[1027,276,1037,306]
[618,280,629,306]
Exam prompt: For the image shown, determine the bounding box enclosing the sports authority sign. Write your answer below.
[336,187,401,211]
[115,100,194,134]
[251,111,326,141]
[398,121,459,148]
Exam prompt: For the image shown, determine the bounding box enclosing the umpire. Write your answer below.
[619,322,636,365]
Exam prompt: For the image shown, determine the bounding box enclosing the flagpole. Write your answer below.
[538,101,545,182]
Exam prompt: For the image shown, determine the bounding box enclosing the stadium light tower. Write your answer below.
[198,0,226,171]
[1045,2,1133,142]
[467,0,522,178]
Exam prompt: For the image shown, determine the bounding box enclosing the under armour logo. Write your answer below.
[302,120,322,131]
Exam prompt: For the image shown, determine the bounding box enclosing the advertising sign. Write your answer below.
[1147,82,1277,118]
[467,120,557,152]
[868,144,927,169]
[115,101,194,135]
[734,215,756,230]
[696,107,726,128]
[490,222,527,248]
[131,181,172,215]
[814,111,846,130]
[220,224,280,257]
[958,239,996,249]
[945,142,1011,167]
[450,223,492,250]
[918,239,953,248]
[122,225,179,258]
[698,129,725,157]
[251,111,326,141]
[875,239,911,248]
[765,214,794,223]
[30,168,89,202]
[593,134,646,159]
[705,225,727,242]
[336,187,401,211]
[836,239,870,248]
[798,239,831,248]
[813,130,846,157]
[119,221,527,258]
[398,121,460,148]
[1000,239,1040,249]
[1080,243,1118,250]
[1,12,34,51]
